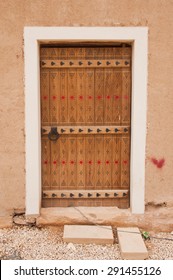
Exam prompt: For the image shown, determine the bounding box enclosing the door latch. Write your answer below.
[48,127,60,141]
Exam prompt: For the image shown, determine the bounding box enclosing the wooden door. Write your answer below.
[40,45,131,208]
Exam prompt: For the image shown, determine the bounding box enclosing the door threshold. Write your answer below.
[36,207,131,226]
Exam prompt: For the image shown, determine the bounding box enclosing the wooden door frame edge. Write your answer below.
[24,27,148,215]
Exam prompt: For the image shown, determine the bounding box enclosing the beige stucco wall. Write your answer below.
[0,0,173,214]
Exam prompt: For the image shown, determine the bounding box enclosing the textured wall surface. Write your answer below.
[0,0,173,213]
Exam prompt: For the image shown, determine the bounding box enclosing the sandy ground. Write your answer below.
[0,226,173,260]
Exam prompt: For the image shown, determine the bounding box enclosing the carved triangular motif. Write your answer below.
[87,180,93,186]
[79,116,84,122]
[70,181,75,186]
[96,116,102,122]
[105,180,110,186]
[52,180,57,186]
[88,116,93,122]
[61,180,66,186]
[96,180,102,186]
[70,116,75,122]
[78,180,84,186]
[50,49,56,56]
[61,116,65,122]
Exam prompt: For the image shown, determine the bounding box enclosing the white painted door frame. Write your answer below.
[24,27,148,216]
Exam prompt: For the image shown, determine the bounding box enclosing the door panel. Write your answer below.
[40,46,131,208]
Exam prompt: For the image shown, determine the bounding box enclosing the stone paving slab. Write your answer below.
[117,227,148,260]
[63,225,114,244]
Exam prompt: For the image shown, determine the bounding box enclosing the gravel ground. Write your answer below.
[0,226,173,260]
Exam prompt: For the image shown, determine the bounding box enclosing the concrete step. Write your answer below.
[63,225,114,244]
[117,227,148,260]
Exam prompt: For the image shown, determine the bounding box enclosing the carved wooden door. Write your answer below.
[40,46,131,208]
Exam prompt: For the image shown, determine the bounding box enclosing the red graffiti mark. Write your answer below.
[70,96,74,100]
[53,160,57,165]
[61,96,65,100]
[88,160,92,165]
[79,95,83,100]
[79,160,83,165]
[62,160,66,165]
[44,160,48,164]
[70,160,75,165]
[114,95,119,100]
[88,95,92,99]
[106,96,111,99]
[106,160,110,164]
[43,96,47,100]
[123,160,128,164]
[114,160,119,164]
[97,160,101,164]
[52,95,56,100]
[151,158,165,169]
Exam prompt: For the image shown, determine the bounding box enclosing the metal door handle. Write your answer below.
[48,127,60,141]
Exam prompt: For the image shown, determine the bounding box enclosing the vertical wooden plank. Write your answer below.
[49,70,60,124]
[40,70,50,125]
[59,136,68,189]
[85,136,95,190]
[121,137,130,189]
[95,69,104,124]
[76,69,85,124]
[50,140,60,189]
[122,70,131,125]
[85,70,95,124]
[41,138,51,190]
[104,69,114,124]
[59,69,68,124]
[76,136,85,190]
[94,136,104,190]
[68,136,77,189]
[112,136,121,188]
[103,136,113,189]
[112,70,122,125]
[68,69,77,124]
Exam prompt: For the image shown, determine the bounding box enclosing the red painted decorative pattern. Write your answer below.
[70,96,74,100]
[79,95,83,100]
[151,157,165,169]
[114,95,119,99]
[52,95,56,100]
[70,160,75,164]
[44,160,48,164]
[43,96,47,100]
[123,160,128,164]
[61,96,65,100]
[79,160,83,165]
[97,95,102,100]
[106,95,111,99]
[97,160,101,164]
[62,160,66,165]
[88,95,92,99]
[114,160,119,164]
[88,160,92,165]
[106,160,110,164]
[53,160,57,165]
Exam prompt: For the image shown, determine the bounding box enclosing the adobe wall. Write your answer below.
[0,0,173,216]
